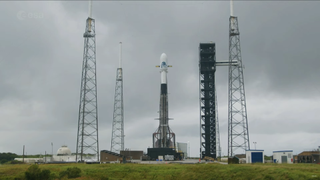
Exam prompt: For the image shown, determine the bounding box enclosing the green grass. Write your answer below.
[1,163,320,180]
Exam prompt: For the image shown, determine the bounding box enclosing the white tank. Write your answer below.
[56,145,72,156]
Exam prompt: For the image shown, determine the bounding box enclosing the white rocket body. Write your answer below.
[160,53,168,84]
[153,53,174,148]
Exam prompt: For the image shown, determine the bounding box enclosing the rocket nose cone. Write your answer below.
[160,53,167,63]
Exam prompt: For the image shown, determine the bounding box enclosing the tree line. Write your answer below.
[0,152,18,164]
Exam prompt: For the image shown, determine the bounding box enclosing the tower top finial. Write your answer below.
[230,0,234,16]
[119,42,122,68]
[89,0,92,18]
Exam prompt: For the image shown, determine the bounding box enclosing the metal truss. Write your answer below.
[153,126,176,148]
[228,16,250,157]
[215,87,221,158]
[199,43,216,159]
[111,66,124,153]
[76,17,99,162]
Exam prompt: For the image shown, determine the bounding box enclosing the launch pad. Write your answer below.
[147,148,183,161]
[71,0,250,163]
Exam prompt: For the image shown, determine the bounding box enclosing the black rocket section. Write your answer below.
[161,84,167,95]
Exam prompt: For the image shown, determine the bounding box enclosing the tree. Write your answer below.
[25,165,51,180]
[0,152,18,164]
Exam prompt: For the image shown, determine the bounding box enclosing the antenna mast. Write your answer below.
[76,0,99,162]
[89,0,92,18]
[111,42,125,153]
[228,0,250,158]
[230,0,234,16]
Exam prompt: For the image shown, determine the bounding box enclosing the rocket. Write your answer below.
[157,53,171,94]
[153,53,175,148]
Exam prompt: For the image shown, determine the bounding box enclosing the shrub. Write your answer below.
[25,164,51,180]
[40,169,52,180]
[25,165,41,180]
[66,167,81,178]
[59,170,68,179]
[59,167,82,179]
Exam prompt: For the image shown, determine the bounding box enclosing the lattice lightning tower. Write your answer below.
[110,42,124,153]
[76,0,99,162]
[228,0,250,157]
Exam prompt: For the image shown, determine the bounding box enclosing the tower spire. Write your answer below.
[230,0,234,16]
[89,0,92,18]
[119,42,122,68]
[111,42,125,153]
[227,5,250,157]
[76,0,99,162]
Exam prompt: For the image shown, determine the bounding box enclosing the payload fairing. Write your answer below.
[153,53,176,148]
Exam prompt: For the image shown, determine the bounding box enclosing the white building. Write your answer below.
[246,150,264,163]
[14,158,44,164]
[52,145,76,162]
[273,150,293,164]
[14,145,77,163]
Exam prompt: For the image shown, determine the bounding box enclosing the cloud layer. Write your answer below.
[0,1,319,156]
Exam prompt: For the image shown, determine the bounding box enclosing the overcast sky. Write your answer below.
[0,1,319,157]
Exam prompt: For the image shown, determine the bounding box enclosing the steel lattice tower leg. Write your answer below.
[111,42,124,153]
[228,16,250,157]
[215,87,221,158]
[76,17,99,162]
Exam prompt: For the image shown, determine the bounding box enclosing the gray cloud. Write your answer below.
[0,1,319,156]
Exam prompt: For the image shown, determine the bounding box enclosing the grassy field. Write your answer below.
[1,163,320,180]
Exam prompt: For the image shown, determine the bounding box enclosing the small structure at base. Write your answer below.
[297,151,320,163]
[228,157,239,164]
[100,150,128,163]
[176,142,188,159]
[235,154,246,164]
[120,150,143,160]
[147,148,182,160]
[246,150,264,163]
[273,150,293,164]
